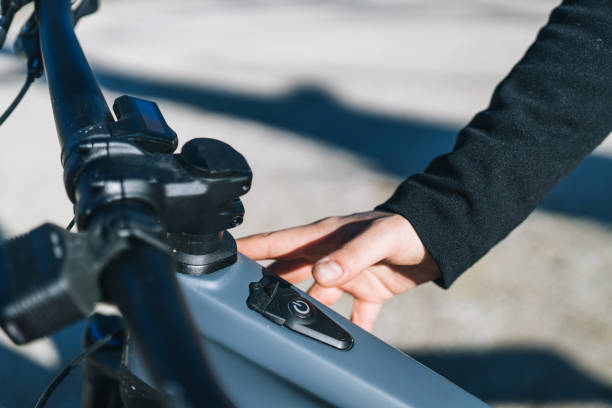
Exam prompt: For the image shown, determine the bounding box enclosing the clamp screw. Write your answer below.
[231,216,243,227]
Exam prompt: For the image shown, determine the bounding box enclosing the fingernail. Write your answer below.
[314,259,343,284]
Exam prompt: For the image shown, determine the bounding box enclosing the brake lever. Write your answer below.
[13,11,42,77]
[10,0,98,76]
[0,0,31,49]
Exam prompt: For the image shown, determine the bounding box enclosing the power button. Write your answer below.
[288,297,313,318]
[247,274,354,350]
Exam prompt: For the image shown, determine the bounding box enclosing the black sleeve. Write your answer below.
[376,0,612,288]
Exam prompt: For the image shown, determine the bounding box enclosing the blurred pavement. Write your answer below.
[0,1,611,407]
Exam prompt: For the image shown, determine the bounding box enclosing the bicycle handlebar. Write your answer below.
[38,0,112,158]
[35,0,232,405]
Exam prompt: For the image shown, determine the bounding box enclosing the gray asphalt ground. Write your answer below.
[0,1,611,407]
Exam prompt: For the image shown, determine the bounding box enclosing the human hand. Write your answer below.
[236,211,441,332]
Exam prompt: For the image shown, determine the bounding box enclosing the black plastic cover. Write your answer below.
[110,95,178,153]
[181,138,251,178]
[247,274,354,350]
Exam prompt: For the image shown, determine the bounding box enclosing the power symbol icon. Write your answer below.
[289,298,312,318]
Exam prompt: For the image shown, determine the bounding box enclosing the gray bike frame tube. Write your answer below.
[127,253,490,407]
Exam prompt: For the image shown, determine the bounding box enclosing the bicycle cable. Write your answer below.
[34,328,123,408]
[0,63,37,127]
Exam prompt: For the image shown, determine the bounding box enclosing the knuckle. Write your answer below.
[370,215,404,244]
[312,216,343,232]
[372,214,396,228]
[321,216,342,226]
[389,213,408,224]
[370,217,389,230]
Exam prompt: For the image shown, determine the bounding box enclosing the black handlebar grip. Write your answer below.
[0,224,86,344]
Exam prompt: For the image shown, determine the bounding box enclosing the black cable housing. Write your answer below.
[0,71,34,127]
[34,329,122,408]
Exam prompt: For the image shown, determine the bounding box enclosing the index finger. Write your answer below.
[236,220,337,261]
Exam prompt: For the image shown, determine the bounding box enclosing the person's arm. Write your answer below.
[238,0,612,330]
[377,0,612,288]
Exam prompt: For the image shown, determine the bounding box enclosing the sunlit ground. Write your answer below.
[0,1,610,406]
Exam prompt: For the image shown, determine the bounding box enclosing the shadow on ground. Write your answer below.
[91,69,612,404]
[1,336,611,406]
[406,347,612,405]
[2,67,611,405]
[95,68,612,225]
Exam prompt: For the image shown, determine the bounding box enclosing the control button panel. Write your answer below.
[246,274,354,350]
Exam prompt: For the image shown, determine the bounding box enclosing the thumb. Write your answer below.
[312,221,395,287]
